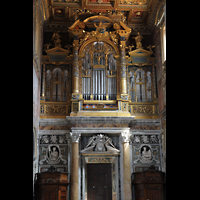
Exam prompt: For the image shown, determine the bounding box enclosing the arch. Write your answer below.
[155,1,165,26]
[135,69,146,102]
[52,68,62,101]
[83,15,114,24]
[79,38,120,56]
[53,67,62,74]
[135,68,146,75]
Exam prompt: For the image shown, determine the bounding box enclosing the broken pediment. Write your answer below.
[80,134,120,155]
[69,16,131,42]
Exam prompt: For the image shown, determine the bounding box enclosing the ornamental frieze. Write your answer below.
[45,106,67,114]
[132,105,153,114]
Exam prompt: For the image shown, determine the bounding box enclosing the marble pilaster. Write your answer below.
[121,131,132,200]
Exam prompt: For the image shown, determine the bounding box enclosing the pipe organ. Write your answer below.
[82,42,116,101]
[41,16,159,119]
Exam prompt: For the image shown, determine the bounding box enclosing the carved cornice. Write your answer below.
[66,116,136,125]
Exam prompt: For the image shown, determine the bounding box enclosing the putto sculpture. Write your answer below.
[81,134,120,154]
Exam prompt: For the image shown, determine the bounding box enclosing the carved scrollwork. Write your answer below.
[119,0,147,5]
[132,106,153,114]
[46,106,66,114]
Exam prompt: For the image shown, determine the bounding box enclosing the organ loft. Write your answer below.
[33,1,166,200]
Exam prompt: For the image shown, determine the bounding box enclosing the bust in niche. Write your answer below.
[141,145,152,162]
[49,146,59,161]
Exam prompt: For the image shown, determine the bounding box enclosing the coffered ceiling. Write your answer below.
[43,0,162,34]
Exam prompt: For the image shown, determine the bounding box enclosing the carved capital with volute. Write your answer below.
[120,131,131,143]
[70,132,81,143]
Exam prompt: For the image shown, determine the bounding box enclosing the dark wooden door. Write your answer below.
[87,164,112,200]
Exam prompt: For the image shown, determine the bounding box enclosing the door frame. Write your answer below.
[82,154,119,200]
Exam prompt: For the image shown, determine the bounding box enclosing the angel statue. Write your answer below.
[51,31,62,47]
[43,42,52,52]
[80,134,120,154]
[146,45,155,55]
[82,136,97,152]
[133,32,143,49]
[104,136,120,153]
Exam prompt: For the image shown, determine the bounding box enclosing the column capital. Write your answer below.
[70,132,81,143]
[120,131,131,143]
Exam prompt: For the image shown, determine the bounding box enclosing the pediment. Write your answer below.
[80,134,120,155]
[129,47,152,57]
[118,21,132,32]
[46,47,70,55]
[129,47,152,65]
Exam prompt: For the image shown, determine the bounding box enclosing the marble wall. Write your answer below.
[153,26,166,114]
[33,0,45,194]
[153,24,166,173]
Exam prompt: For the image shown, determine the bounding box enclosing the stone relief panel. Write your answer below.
[133,144,160,164]
[39,134,68,169]
[130,134,159,144]
[130,133,161,171]
[39,144,68,165]
[40,135,68,144]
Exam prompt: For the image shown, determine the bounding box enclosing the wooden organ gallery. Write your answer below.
[33,1,166,200]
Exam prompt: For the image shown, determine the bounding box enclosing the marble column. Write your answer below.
[121,131,132,200]
[70,132,81,200]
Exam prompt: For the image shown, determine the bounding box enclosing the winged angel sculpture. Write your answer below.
[81,134,120,154]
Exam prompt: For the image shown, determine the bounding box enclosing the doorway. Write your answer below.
[87,163,112,200]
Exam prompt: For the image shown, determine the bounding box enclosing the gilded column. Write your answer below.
[41,64,45,100]
[120,36,127,95]
[121,131,132,200]
[70,132,81,200]
[73,38,79,94]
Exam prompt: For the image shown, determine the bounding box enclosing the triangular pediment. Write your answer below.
[46,47,70,55]
[129,47,152,65]
[129,47,152,56]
